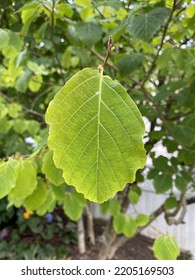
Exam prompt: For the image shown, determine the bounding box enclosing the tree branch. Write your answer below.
[141,0,177,86]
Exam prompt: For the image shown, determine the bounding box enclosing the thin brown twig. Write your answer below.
[141,0,177,86]
[98,36,113,72]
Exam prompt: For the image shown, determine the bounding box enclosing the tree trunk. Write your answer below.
[98,218,117,259]
[85,203,95,245]
[77,214,86,254]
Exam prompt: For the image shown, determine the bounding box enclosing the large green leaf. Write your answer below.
[129,8,170,41]
[153,234,180,260]
[46,68,146,203]
[0,160,17,199]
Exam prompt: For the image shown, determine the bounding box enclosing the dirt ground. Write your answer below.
[67,218,155,260]
[67,218,192,260]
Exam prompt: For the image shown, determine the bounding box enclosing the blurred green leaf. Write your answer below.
[153,234,180,260]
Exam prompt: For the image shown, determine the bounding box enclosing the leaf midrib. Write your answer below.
[96,70,103,187]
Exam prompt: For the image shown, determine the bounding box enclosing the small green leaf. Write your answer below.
[100,200,110,215]
[147,168,159,179]
[2,31,23,58]
[0,118,12,134]
[135,214,150,227]
[13,119,27,134]
[15,70,31,93]
[7,195,24,208]
[153,234,180,260]
[172,125,195,147]
[128,190,140,204]
[153,173,172,193]
[113,213,137,238]
[0,29,9,49]
[153,156,170,172]
[63,189,86,221]
[46,68,146,203]
[75,0,91,7]
[36,188,56,216]
[10,160,37,199]
[164,197,177,210]
[117,53,145,76]
[7,103,22,118]
[24,178,47,211]
[109,199,121,215]
[175,176,187,192]
[52,185,66,201]
[0,160,17,199]
[42,150,64,186]
[28,75,43,92]
[56,3,73,18]
[76,23,102,46]
[26,120,40,135]
[186,3,195,18]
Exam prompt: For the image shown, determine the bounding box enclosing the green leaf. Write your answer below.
[153,156,170,172]
[130,8,170,41]
[36,188,56,216]
[75,0,91,7]
[63,189,86,221]
[7,195,24,208]
[147,168,159,179]
[178,150,195,165]
[117,53,145,76]
[13,119,27,134]
[42,150,64,186]
[135,214,150,227]
[46,68,146,203]
[0,118,12,134]
[56,3,73,18]
[100,200,110,215]
[128,190,140,204]
[0,29,9,49]
[175,176,187,192]
[113,213,137,238]
[26,120,40,135]
[186,3,195,18]
[28,75,43,92]
[2,31,23,58]
[24,178,47,211]
[10,160,37,199]
[15,70,31,93]
[7,103,22,118]
[0,160,17,199]
[153,234,180,260]
[153,173,172,194]
[76,23,102,46]
[172,125,195,147]
[164,197,177,210]
[109,199,121,215]
[52,185,66,201]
